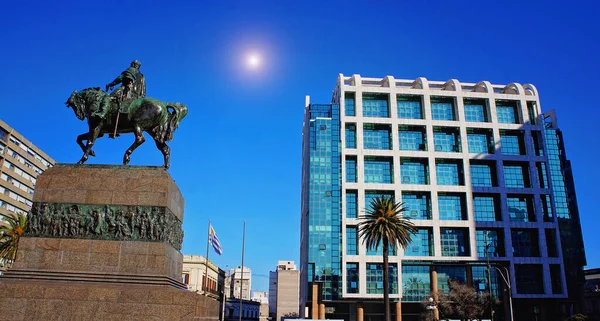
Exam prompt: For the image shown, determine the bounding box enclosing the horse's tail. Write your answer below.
[165,103,188,142]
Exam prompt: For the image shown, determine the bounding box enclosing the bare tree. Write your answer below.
[421,280,499,321]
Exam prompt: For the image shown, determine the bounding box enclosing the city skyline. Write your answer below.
[1,0,599,293]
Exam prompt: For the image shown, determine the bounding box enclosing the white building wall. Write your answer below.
[335,74,565,301]
[230,266,252,300]
[182,255,220,294]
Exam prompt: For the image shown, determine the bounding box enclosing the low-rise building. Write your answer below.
[182,255,225,299]
[252,291,270,321]
[224,298,261,321]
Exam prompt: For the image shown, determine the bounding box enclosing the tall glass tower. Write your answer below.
[300,75,586,321]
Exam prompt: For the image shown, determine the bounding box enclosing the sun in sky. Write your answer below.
[247,53,260,69]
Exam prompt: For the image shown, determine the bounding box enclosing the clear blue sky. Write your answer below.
[1,0,598,292]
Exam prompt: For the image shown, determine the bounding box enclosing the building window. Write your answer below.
[511,229,540,257]
[345,123,356,149]
[401,191,432,220]
[470,160,497,187]
[545,229,558,257]
[0,129,7,141]
[398,125,427,151]
[346,227,358,255]
[404,228,433,256]
[182,273,190,284]
[431,97,457,121]
[473,194,500,221]
[345,92,356,116]
[433,127,461,152]
[476,229,504,258]
[472,266,500,297]
[362,93,389,118]
[400,158,429,185]
[365,190,395,207]
[366,263,398,294]
[363,124,392,150]
[536,162,548,188]
[440,228,469,256]
[438,193,466,220]
[541,194,553,222]
[346,263,359,293]
[467,128,494,154]
[500,130,526,155]
[436,265,466,294]
[503,162,531,188]
[515,264,544,294]
[496,100,520,124]
[435,159,464,186]
[464,99,489,122]
[366,244,397,256]
[345,156,357,183]
[550,264,563,294]
[397,95,423,119]
[507,195,535,222]
[364,156,393,184]
[346,190,358,219]
[531,130,544,156]
[402,265,430,302]
[527,101,538,125]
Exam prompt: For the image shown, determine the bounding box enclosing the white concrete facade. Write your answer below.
[329,74,567,301]
[182,255,221,295]
[230,266,252,300]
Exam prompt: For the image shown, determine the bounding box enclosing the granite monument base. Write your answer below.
[0,165,219,320]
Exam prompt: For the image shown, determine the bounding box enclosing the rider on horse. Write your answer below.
[106,59,142,99]
[93,60,145,121]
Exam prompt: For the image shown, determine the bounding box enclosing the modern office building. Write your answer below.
[0,119,55,218]
[181,255,225,299]
[269,260,300,321]
[300,74,586,321]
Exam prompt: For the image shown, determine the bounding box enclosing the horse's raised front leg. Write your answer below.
[123,125,145,166]
[76,132,96,157]
[152,136,171,170]
[78,123,102,164]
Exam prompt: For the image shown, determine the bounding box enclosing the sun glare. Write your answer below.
[247,54,260,69]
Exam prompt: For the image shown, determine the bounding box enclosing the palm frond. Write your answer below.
[357,196,418,251]
[0,212,27,271]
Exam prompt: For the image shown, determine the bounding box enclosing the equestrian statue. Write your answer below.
[65,60,187,169]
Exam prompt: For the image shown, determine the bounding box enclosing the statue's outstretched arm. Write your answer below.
[107,74,124,88]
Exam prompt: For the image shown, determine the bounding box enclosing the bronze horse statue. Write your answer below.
[65,87,187,169]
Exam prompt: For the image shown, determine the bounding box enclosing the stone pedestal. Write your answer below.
[0,164,219,320]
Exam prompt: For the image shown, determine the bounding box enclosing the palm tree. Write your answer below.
[0,212,28,271]
[358,196,418,321]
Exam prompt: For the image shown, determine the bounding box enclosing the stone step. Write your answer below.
[1,269,187,290]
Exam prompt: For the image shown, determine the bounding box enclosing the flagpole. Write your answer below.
[205,219,211,295]
[239,220,246,321]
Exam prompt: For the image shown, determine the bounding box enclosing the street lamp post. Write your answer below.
[484,233,494,321]
[426,297,437,321]
[492,266,514,321]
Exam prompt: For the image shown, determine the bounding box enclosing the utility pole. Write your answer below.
[485,232,494,321]
[239,220,246,321]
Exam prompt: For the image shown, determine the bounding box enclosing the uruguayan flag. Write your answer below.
[209,224,223,255]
